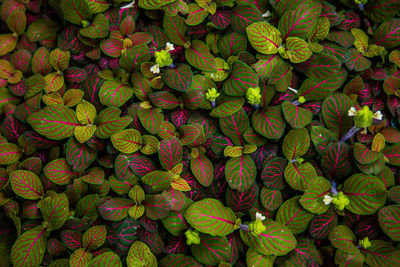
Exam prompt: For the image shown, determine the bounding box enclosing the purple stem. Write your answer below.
[340,126,359,143]
[331,180,338,195]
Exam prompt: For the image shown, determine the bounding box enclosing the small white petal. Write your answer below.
[256,212,265,221]
[323,195,333,205]
[373,111,383,120]
[288,87,298,94]
[348,107,357,117]
[262,10,271,18]
[150,64,160,74]
[165,42,175,52]
[120,1,135,9]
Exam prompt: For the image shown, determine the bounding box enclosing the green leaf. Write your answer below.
[98,198,133,221]
[191,152,214,187]
[321,93,353,138]
[0,143,23,165]
[354,143,381,164]
[111,129,142,154]
[246,22,282,54]
[191,235,232,265]
[240,218,297,256]
[284,162,317,191]
[163,15,189,46]
[184,198,237,236]
[11,226,49,267]
[231,5,263,34]
[252,55,281,79]
[119,46,150,71]
[10,170,44,200]
[278,0,322,39]
[185,4,208,26]
[44,158,78,185]
[298,70,348,101]
[88,252,122,267]
[137,107,164,135]
[70,248,92,267]
[383,143,400,166]
[60,0,92,25]
[219,110,249,146]
[300,177,331,214]
[282,101,312,129]
[185,40,216,72]
[27,105,79,140]
[65,138,96,172]
[252,106,286,140]
[378,205,400,241]
[83,225,106,251]
[79,14,109,39]
[246,248,276,267]
[210,97,245,117]
[279,37,312,63]
[343,173,387,215]
[363,240,400,266]
[142,171,173,193]
[276,196,314,234]
[95,107,133,139]
[49,48,70,72]
[225,155,256,192]
[223,60,258,96]
[373,18,400,49]
[127,241,157,267]
[329,225,358,253]
[282,128,310,160]
[260,187,283,211]
[100,80,134,108]
[40,193,69,231]
[321,142,352,179]
[163,64,193,92]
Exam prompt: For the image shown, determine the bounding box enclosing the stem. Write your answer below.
[252,104,260,109]
[239,224,249,231]
[358,3,364,10]
[340,126,359,143]
[168,63,176,68]
[211,101,216,108]
[292,100,300,106]
[331,180,338,195]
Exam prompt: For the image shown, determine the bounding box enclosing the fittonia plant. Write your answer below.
[1,0,400,266]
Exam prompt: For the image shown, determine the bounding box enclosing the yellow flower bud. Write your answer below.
[359,237,372,249]
[155,50,173,68]
[332,192,350,211]
[248,219,266,237]
[354,106,374,129]
[205,88,220,102]
[298,96,306,104]
[185,230,201,245]
[246,87,262,105]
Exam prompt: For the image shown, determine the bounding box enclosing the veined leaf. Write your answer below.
[27,105,79,140]
[10,170,44,200]
[246,22,282,54]
[343,173,387,215]
[240,218,297,256]
[184,198,237,236]
[11,226,49,267]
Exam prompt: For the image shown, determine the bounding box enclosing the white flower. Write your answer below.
[255,212,266,221]
[165,42,175,52]
[150,64,160,74]
[348,107,357,117]
[373,111,383,120]
[323,195,333,205]
[262,10,271,18]
[288,87,298,94]
[120,0,135,9]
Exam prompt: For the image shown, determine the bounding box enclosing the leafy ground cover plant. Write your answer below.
[0,0,400,266]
